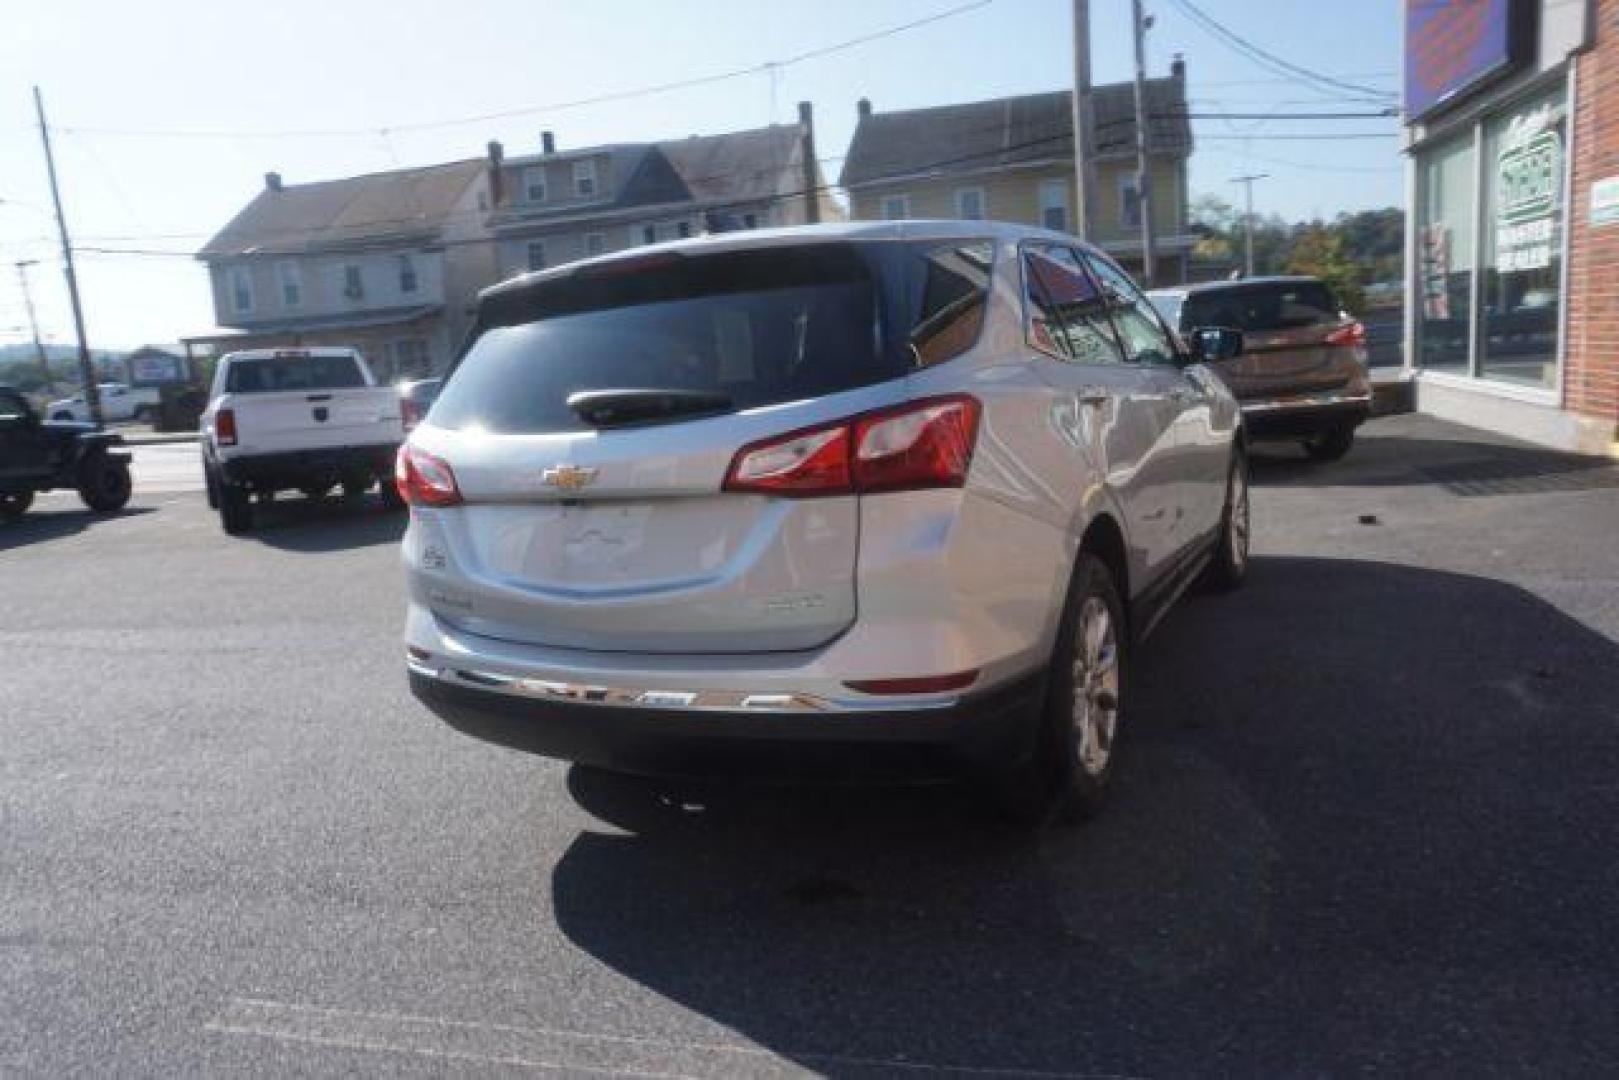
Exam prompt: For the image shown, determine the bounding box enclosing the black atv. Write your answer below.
[0,385,133,521]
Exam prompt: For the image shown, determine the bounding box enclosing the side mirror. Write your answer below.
[1188,326,1244,363]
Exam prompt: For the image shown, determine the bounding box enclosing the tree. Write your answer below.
[1286,223,1366,313]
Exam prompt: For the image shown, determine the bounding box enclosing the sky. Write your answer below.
[0,0,1405,350]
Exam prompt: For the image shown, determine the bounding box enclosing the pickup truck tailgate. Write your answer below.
[227,390,402,454]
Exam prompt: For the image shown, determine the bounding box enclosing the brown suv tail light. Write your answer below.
[214,407,237,446]
[722,395,981,498]
[1325,320,1367,348]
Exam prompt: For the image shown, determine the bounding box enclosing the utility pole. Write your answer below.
[32,86,101,428]
[1231,173,1269,277]
[14,260,52,393]
[1070,0,1096,240]
[1130,0,1156,286]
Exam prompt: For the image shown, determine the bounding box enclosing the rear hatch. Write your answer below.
[222,352,400,453]
[413,240,980,654]
[1182,281,1358,401]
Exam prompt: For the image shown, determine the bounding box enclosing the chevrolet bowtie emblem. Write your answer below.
[542,464,599,491]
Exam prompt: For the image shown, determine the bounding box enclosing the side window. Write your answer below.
[1084,254,1178,366]
[1022,244,1124,365]
[910,242,994,367]
[0,391,28,421]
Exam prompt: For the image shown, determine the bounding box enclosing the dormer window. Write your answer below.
[574,159,597,198]
[523,166,547,202]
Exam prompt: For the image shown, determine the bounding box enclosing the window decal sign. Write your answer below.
[1495,105,1563,274]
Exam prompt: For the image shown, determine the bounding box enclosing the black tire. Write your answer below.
[204,465,219,510]
[992,552,1128,827]
[377,473,406,511]
[0,490,35,520]
[76,456,132,513]
[1198,447,1250,593]
[218,481,253,535]
[1302,424,1355,462]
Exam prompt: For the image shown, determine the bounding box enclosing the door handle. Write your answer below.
[1077,386,1109,406]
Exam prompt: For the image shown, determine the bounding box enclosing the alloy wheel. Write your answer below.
[1071,596,1120,776]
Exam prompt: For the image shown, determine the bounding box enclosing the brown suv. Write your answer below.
[1149,276,1370,461]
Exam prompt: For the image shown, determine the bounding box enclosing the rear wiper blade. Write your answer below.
[566,388,733,427]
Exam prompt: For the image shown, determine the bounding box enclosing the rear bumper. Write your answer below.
[408,666,1047,783]
[1241,392,1371,438]
[218,443,397,488]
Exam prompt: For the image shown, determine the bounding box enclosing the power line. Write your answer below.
[57,0,994,141]
[1169,0,1398,103]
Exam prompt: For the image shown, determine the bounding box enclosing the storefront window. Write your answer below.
[1479,90,1565,389]
[1416,134,1474,374]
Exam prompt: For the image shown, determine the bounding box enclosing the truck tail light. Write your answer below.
[396,445,462,507]
[1325,320,1367,348]
[722,396,980,498]
[215,407,237,447]
[401,398,424,432]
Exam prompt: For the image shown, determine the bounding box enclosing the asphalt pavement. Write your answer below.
[4,413,1619,1076]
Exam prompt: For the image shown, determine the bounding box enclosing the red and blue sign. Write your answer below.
[1405,0,1525,119]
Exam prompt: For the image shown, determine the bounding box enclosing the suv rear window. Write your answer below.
[430,240,993,434]
[1181,281,1340,332]
[225,355,366,393]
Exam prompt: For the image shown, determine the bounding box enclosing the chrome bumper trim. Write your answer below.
[408,656,959,714]
[1241,392,1372,415]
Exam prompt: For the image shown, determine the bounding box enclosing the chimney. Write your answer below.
[486,140,504,208]
[798,101,820,225]
[264,171,283,192]
[857,98,872,120]
[1171,53,1185,80]
[541,130,556,155]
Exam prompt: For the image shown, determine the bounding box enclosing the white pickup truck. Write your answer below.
[200,347,405,534]
[49,382,162,424]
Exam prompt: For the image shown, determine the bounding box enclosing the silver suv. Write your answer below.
[401,222,1249,821]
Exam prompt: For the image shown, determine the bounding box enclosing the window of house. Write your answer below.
[1022,245,1122,365]
[678,220,692,239]
[881,194,910,220]
[229,265,254,314]
[526,241,546,272]
[398,255,418,294]
[477,191,489,212]
[574,159,597,198]
[955,188,985,220]
[1119,175,1142,230]
[523,166,547,202]
[585,232,606,257]
[276,261,301,308]
[743,213,758,229]
[1039,179,1069,233]
[385,338,431,380]
[342,263,364,300]
[643,224,657,245]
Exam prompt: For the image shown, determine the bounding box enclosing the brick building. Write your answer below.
[1404,0,1618,455]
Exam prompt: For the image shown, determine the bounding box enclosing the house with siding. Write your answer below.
[192,160,495,380]
[839,62,1195,284]
[487,107,837,279]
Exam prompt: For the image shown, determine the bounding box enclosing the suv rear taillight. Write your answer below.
[396,445,462,507]
[723,395,981,498]
[1325,320,1367,348]
[214,407,237,447]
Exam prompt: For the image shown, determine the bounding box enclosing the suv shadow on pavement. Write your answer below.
[550,555,1619,1075]
[233,494,405,553]
[1250,417,1619,494]
[0,504,152,553]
